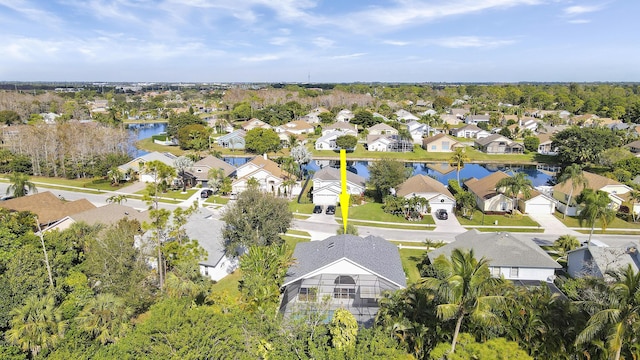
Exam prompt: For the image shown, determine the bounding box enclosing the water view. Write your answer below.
[128,122,167,157]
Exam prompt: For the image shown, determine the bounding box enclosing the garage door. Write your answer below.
[431,203,454,213]
[313,193,337,206]
[526,203,554,214]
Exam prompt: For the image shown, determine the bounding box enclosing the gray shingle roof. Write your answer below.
[428,230,561,269]
[283,234,406,288]
[183,208,227,267]
[313,167,366,187]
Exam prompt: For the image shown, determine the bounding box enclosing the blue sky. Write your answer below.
[0,0,637,82]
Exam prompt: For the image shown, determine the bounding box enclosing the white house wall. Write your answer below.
[490,266,556,282]
[200,256,239,282]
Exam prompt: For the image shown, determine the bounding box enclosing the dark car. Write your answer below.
[435,209,448,220]
[313,205,323,214]
[325,205,336,215]
[200,189,214,198]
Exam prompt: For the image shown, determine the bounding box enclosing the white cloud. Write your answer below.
[270,37,290,46]
[312,37,334,48]
[240,54,280,62]
[383,40,410,46]
[330,53,366,59]
[568,19,591,24]
[337,0,543,32]
[429,36,516,48]
[564,5,604,16]
[0,0,63,26]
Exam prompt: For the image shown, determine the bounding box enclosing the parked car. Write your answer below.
[435,209,448,220]
[325,205,336,215]
[200,189,214,198]
[313,205,323,214]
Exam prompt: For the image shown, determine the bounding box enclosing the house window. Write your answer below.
[334,288,356,299]
[334,275,356,299]
[299,287,317,302]
[203,266,209,276]
[442,141,450,150]
[431,145,436,150]
[490,267,501,278]
[509,267,519,278]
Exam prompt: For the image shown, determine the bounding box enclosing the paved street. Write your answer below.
[1,181,638,248]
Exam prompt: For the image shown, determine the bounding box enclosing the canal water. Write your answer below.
[128,124,553,187]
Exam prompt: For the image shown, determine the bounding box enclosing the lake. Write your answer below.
[127,125,554,187]
[128,122,167,157]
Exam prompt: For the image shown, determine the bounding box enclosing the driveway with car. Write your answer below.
[432,209,465,232]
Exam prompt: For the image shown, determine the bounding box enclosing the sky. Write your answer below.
[0,0,638,83]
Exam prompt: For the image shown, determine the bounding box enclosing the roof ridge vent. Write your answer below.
[327,241,335,249]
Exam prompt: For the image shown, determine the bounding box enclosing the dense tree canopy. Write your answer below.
[368,158,412,201]
[244,128,281,154]
[166,112,206,137]
[551,126,622,165]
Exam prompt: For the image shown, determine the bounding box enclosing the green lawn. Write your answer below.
[456,210,540,227]
[398,248,427,285]
[210,270,242,299]
[336,202,435,224]
[553,212,640,230]
[135,188,197,200]
[341,220,433,230]
[471,227,544,233]
[205,195,229,204]
[285,229,311,237]
[289,202,316,214]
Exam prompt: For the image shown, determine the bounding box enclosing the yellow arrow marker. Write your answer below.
[339,149,350,233]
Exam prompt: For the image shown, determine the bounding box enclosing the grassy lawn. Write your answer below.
[390,240,430,247]
[293,214,311,220]
[4,175,130,193]
[553,212,640,230]
[210,270,242,298]
[204,195,230,205]
[289,202,316,214]
[340,220,433,230]
[336,202,435,224]
[471,227,544,233]
[135,188,197,200]
[136,138,185,156]
[456,210,540,227]
[285,229,311,237]
[398,248,427,285]
[282,235,310,249]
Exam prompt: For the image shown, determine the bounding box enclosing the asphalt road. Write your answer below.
[2,182,638,248]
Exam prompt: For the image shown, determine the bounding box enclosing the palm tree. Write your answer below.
[207,167,226,194]
[554,234,580,258]
[576,265,640,360]
[627,189,640,222]
[421,248,505,353]
[577,189,616,244]
[7,172,37,198]
[495,172,533,214]
[557,164,588,219]
[449,148,470,186]
[106,194,127,204]
[76,293,132,344]
[108,167,123,186]
[6,294,67,357]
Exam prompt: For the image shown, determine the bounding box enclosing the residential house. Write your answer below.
[519,190,556,215]
[440,114,461,126]
[216,130,246,150]
[366,135,412,152]
[372,112,390,122]
[394,109,419,122]
[41,112,60,124]
[187,155,236,187]
[519,118,538,133]
[553,171,634,216]
[464,171,513,213]
[240,118,272,131]
[406,120,429,143]
[312,167,366,206]
[567,243,639,280]
[536,133,557,155]
[322,122,358,136]
[49,203,150,232]
[464,114,490,126]
[474,134,524,154]
[232,155,298,195]
[449,108,469,119]
[0,191,96,229]
[300,107,329,124]
[275,120,315,135]
[279,234,406,326]
[422,133,462,153]
[624,140,640,154]
[420,109,437,116]
[336,109,355,122]
[187,208,239,281]
[451,124,490,139]
[315,131,343,151]
[396,174,456,213]
[367,123,398,136]
[429,230,561,282]
[118,151,178,183]
[90,99,109,113]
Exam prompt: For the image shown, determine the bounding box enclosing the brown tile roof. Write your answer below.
[422,133,459,146]
[553,171,623,195]
[245,156,290,179]
[397,175,454,198]
[465,171,511,199]
[537,132,553,143]
[71,203,150,226]
[0,191,96,225]
[193,155,236,177]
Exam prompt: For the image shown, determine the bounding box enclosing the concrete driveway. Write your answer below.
[527,212,581,235]
[432,210,466,233]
